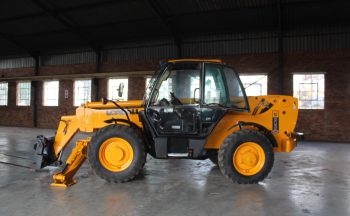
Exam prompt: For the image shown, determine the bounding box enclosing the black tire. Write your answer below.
[218,129,274,184]
[88,125,146,183]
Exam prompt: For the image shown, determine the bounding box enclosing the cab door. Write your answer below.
[199,63,229,135]
[145,62,201,136]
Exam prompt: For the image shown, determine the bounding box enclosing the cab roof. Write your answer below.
[167,59,223,63]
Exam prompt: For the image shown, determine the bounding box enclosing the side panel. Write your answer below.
[53,101,144,157]
[75,101,144,132]
[84,100,143,109]
[205,95,299,152]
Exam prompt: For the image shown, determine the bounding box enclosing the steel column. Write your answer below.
[32,56,39,127]
[94,51,102,101]
[277,0,284,94]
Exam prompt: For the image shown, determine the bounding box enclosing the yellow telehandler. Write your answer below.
[34,59,300,187]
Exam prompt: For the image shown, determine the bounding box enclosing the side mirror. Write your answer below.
[101,97,108,105]
[117,83,124,98]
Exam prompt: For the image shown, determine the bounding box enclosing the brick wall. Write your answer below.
[285,51,350,141]
[0,51,349,142]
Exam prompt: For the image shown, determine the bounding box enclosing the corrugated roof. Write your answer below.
[0,0,348,57]
[1,24,350,68]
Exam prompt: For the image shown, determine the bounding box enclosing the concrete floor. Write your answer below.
[0,126,349,216]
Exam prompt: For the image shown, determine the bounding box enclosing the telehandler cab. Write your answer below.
[34,59,300,187]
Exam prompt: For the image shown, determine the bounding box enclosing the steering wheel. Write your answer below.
[150,110,161,122]
[159,98,170,106]
[170,92,182,105]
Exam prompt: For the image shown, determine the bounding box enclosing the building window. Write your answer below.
[17,81,31,106]
[74,80,91,106]
[108,78,128,101]
[145,77,152,95]
[239,74,268,96]
[43,81,59,106]
[0,82,8,106]
[293,73,325,109]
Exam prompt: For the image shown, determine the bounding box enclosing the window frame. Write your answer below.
[203,65,228,104]
[0,82,8,106]
[145,62,249,112]
[107,77,129,101]
[17,81,31,106]
[43,80,59,107]
[202,63,249,111]
[293,72,325,110]
[74,79,92,107]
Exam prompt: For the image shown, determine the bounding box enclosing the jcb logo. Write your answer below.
[106,109,139,115]
[272,110,279,134]
[106,110,125,115]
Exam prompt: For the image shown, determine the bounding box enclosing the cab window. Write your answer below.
[223,66,247,109]
[203,64,248,109]
[204,64,228,104]
[150,63,201,106]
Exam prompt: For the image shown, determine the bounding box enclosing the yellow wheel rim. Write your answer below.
[233,142,265,176]
[98,138,134,172]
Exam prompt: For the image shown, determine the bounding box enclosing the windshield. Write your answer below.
[149,63,201,106]
[204,64,248,109]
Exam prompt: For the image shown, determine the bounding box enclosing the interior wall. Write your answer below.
[0,50,349,142]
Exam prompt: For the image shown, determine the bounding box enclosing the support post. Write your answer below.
[94,50,102,101]
[32,56,39,127]
[144,0,181,59]
[176,38,182,58]
[277,0,284,94]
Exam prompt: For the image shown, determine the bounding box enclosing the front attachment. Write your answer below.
[33,135,56,170]
[51,138,90,187]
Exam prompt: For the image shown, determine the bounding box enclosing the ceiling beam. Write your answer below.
[54,0,134,13]
[0,0,135,24]
[1,0,348,32]
[0,0,338,24]
[0,71,153,81]
[0,32,37,58]
[143,0,177,37]
[13,0,350,39]
[143,0,182,56]
[11,17,160,37]
[29,0,100,52]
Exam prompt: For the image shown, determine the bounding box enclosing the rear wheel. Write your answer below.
[88,125,146,183]
[218,130,274,184]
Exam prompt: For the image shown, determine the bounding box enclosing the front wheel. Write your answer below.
[218,130,274,184]
[88,125,146,183]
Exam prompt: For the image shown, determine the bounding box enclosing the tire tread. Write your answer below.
[218,129,274,184]
[88,125,146,183]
